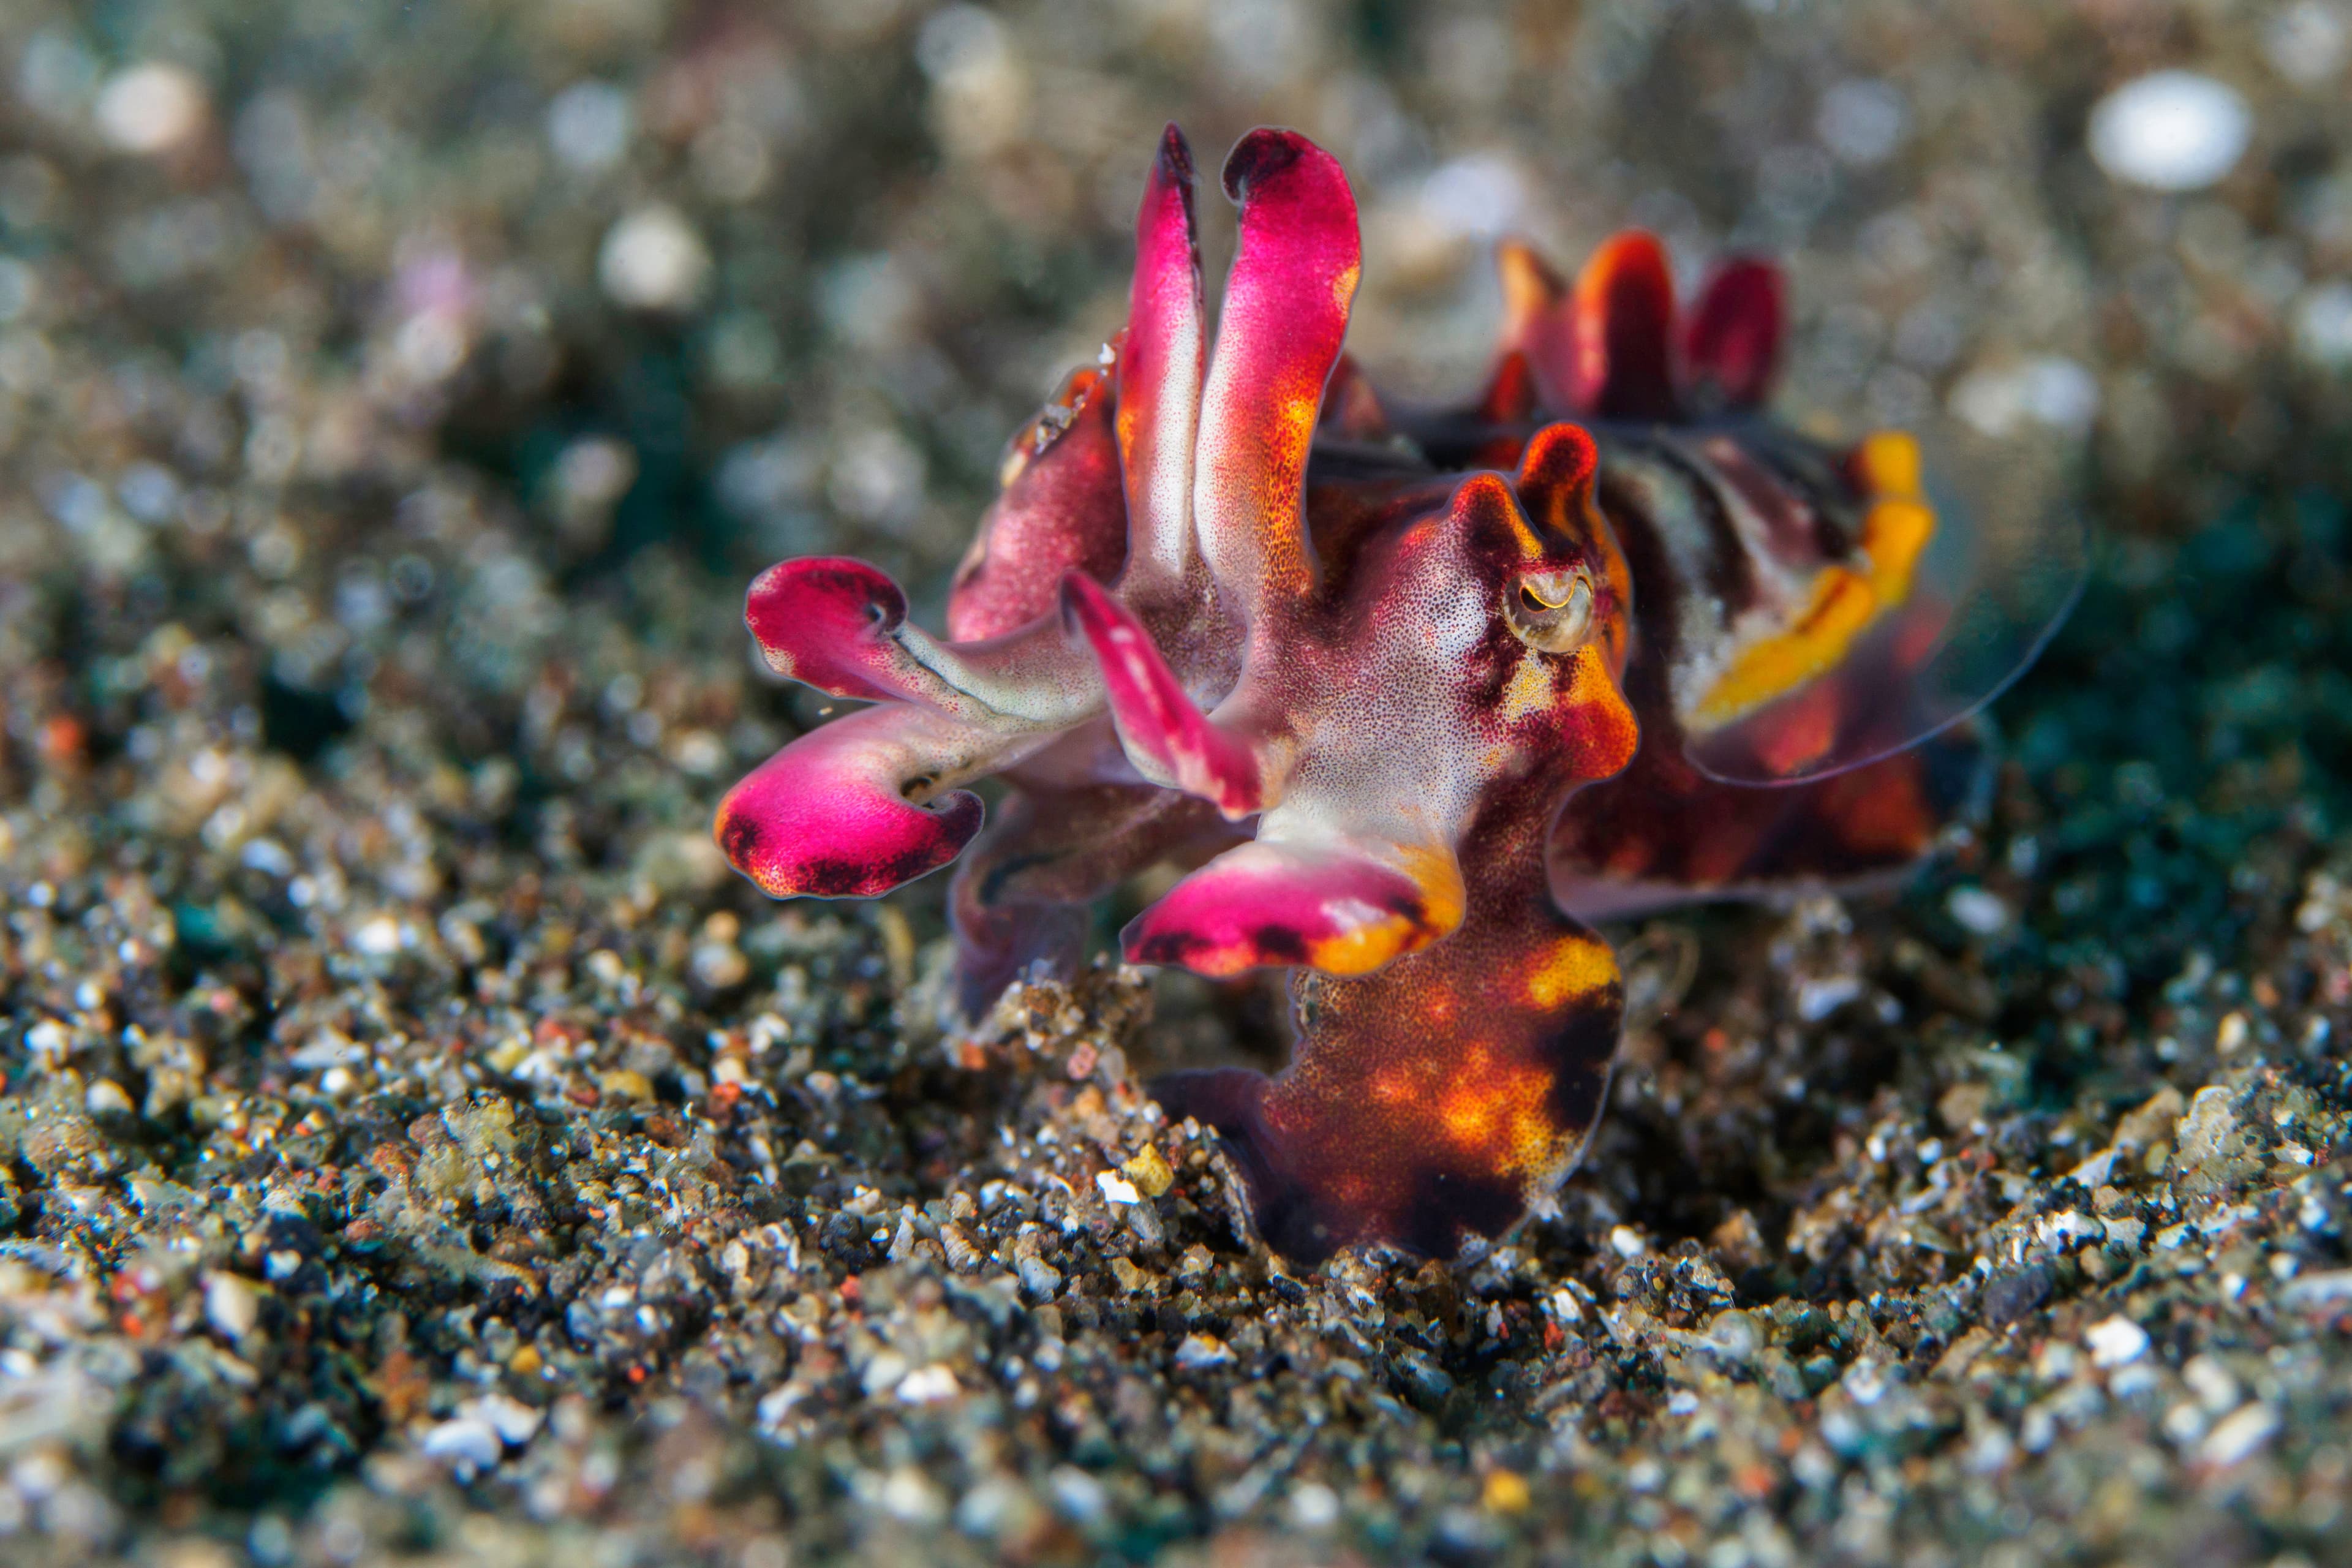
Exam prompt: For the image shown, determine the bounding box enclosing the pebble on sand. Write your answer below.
[598,206,712,311]
[2087,69,2252,191]
[94,63,208,154]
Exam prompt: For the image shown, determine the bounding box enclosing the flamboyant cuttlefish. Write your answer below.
[714,127,2080,1264]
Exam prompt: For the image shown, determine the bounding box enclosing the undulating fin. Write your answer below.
[1122,831,1464,979]
[947,360,1128,643]
[1570,230,1679,421]
[1060,571,1264,818]
[1550,725,1985,921]
[1679,423,2084,783]
[1193,129,1360,621]
[1676,427,1943,769]
[714,704,991,899]
[1681,257,1784,411]
[1115,124,1205,597]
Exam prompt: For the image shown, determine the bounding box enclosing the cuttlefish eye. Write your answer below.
[1506,567,1596,653]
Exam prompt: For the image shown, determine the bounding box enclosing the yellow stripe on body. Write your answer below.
[1524,932,1617,1009]
[1691,430,1936,729]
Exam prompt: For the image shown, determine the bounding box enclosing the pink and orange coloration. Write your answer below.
[715,126,2071,1262]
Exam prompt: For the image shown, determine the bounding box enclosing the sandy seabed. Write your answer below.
[3,2,2352,1564]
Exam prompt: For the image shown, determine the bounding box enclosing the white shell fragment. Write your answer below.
[2085,1314,2150,1368]
[95,63,209,155]
[2087,70,2252,192]
[598,206,712,311]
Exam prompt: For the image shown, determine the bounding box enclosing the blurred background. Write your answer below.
[7,0,2348,850]
[3,0,2345,603]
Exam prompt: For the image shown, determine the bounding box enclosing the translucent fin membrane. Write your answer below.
[1680,413,2087,785]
